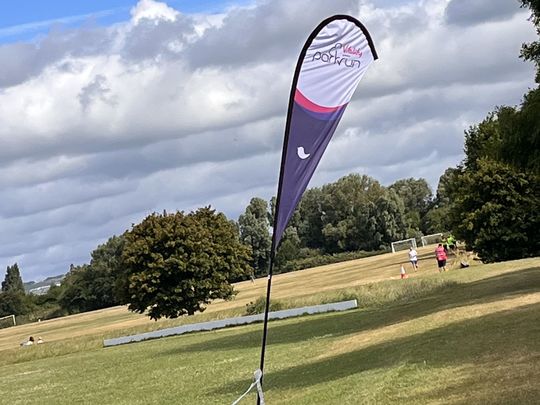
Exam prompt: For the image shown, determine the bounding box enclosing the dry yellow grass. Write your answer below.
[325,291,540,359]
[0,246,529,353]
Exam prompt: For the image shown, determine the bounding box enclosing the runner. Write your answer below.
[408,247,419,271]
[435,243,447,272]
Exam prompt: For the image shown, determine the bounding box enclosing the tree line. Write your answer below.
[239,175,436,277]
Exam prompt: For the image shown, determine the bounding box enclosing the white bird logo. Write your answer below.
[297,146,310,159]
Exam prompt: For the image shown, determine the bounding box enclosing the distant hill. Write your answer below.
[24,274,65,293]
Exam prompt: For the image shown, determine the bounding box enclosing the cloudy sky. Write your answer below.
[0,0,536,282]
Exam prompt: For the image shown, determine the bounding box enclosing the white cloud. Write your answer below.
[0,0,536,281]
[130,0,179,24]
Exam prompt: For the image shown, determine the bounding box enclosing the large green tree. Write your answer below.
[238,197,271,277]
[121,207,251,320]
[448,111,540,262]
[0,263,29,317]
[297,174,407,252]
[57,264,94,313]
[1,263,25,294]
[449,159,539,261]
[0,291,30,317]
[443,0,540,261]
[389,178,432,234]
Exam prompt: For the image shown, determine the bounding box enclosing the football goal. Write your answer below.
[421,233,444,246]
[0,315,16,329]
[391,237,417,253]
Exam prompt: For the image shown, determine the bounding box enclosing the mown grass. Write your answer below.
[0,256,538,404]
[0,246,439,352]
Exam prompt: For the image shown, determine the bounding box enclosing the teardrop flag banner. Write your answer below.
[256,15,378,404]
[273,15,378,246]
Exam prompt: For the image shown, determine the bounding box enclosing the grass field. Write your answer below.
[0,246,464,352]
[1,248,539,404]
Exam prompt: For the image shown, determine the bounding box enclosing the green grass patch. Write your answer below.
[1,258,539,404]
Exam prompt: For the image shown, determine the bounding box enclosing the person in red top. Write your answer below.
[435,243,447,272]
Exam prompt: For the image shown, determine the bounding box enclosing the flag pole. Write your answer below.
[256,246,275,405]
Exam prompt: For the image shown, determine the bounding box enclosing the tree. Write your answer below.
[372,189,408,246]
[1,263,25,294]
[521,0,540,82]
[440,0,540,261]
[274,227,302,272]
[449,159,540,261]
[463,112,502,172]
[57,235,126,314]
[89,235,126,306]
[297,188,326,249]
[121,207,251,320]
[448,105,540,261]
[57,265,93,313]
[389,178,433,234]
[0,263,31,318]
[0,291,31,317]
[497,90,540,173]
[316,174,409,252]
[434,167,461,206]
[238,198,271,277]
[422,168,460,233]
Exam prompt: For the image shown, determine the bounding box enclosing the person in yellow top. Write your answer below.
[446,235,456,250]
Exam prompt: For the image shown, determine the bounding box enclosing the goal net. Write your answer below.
[421,233,444,246]
[391,237,417,253]
[0,315,16,329]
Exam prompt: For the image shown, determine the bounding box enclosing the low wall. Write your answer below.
[103,299,358,347]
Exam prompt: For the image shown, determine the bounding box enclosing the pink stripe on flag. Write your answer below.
[294,89,344,113]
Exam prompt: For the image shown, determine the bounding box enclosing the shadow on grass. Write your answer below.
[217,302,540,403]
[160,266,540,356]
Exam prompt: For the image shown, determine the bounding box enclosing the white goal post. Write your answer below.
[421,233,444,247]
[391,237,417,253]
[0,314,16,329]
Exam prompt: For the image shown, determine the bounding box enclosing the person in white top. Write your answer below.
[408,247,419,271]
[20,336,34,347]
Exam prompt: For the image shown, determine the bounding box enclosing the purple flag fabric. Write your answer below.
[273,15,378,246]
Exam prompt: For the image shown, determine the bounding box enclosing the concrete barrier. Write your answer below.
[103,299,357,347]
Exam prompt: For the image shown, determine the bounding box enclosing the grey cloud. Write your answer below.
[445,0,522,26]
[0,115,283,192]
[79,74,116,110]
[0,177,135,217]
[355,14,535,101]
[186,0,357,68]
[0,59,290,168]
[121,15,196,62]
[0,26,112,89]
[0,151,281,281]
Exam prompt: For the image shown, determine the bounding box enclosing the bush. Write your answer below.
[275,249,388,274]
[245,296,284,315]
